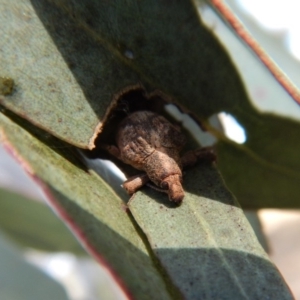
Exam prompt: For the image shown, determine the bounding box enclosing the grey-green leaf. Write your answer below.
[0,112,173,299]
[129,164,292,299]
[0,232,69,300]
[244,210,269,253]
[0,0,246,148]
[217,105,300,209]
[0,188,86,255]
[1,0,299,209]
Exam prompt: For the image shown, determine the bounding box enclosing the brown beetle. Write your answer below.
[105,111,215,204]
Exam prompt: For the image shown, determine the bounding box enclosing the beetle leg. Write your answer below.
[181,147,216,168]
[124,174,172,195]
[122,173,150,194]
[122,137,155,163]
[135,136,155,157]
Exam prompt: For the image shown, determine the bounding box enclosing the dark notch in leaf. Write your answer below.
[88,85,210,189]
[93,85,182,148]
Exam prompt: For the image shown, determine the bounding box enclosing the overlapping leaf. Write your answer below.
[0,110,293,299]
[1,0,246,148]
[1,0,300,207]
[0,233,69,300]
[0,188,86,254]
[129,164,292,299]
[0,113,173,299]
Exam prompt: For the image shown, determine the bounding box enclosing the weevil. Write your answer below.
[105,110,215,204]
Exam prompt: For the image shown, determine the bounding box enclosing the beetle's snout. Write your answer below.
[162,175,184,204]
[168,184,184,203]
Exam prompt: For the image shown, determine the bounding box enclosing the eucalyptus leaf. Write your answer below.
[0,0,246,148]
[210,110,300,210]
[194,2,300,208]
[217,134,300,209]
[244,210,269,253]
[129,163,292,299]
[0,188,86,255]
[1,0,299,209]
[1,111,293,299]
[0,232,69,300]
[0,112,174,299]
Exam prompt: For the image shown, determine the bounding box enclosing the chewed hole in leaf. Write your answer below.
[218,112,247,144]
[85,86,170,200]
[95,86,169,147]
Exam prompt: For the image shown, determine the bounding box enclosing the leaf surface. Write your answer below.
[0,188,86,254]
[129,163,292,299]
[0,0,247,148]
[0,113,173,300]
[1,110,293,299]
[211,84,300,208]
[1,0,300,208]
[0,232,69,300]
